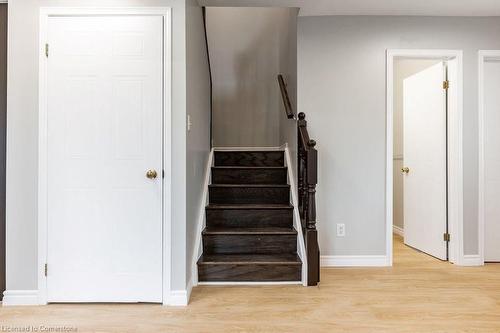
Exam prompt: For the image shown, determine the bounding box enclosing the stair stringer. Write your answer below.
[284,144,308,286]
[191,148,214,287]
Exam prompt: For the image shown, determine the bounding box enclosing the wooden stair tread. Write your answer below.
[198,254,301,265]
[203,227,297,235]
[212,166,286,169]
[214,151,285,167]
[206,204,293,210]
[215,150,285,153]
[209,184,290,188]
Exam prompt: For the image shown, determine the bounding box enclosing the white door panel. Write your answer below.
[484,60,500,262]
[403,62,447,260]
[47,16,163,302]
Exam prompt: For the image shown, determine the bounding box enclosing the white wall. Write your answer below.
[207,7,296,147]
[6,0,188,295]
[298,16,500,257]
[185,0,211,286]
[393,59,441,230]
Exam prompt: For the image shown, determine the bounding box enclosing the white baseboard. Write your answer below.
[321,255,390,267]
[197,281,302,286]
[393,225,404,237]
[164,276,193,307]
[460,255,483,266]
[2,290,39,306]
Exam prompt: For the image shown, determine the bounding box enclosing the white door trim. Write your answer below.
[478,50,500,265]
[38,7,172,305]
[386,49,464,266]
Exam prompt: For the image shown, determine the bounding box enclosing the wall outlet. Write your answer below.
[336,223,346,237]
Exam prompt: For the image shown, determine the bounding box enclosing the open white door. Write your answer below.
[46,16,164,302]
[484,59,500,262]
[403,62,447,260]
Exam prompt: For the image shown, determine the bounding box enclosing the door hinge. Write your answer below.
[45,43,49,58]
[443,80,449,90]
[162,170,165,179]
[44,263,48,277]
[443,233,451,242]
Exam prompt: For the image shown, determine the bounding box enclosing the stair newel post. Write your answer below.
[305,139,319,286]
[306,140,317,230]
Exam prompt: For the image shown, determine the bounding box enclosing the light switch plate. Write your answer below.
[337,223,346,237]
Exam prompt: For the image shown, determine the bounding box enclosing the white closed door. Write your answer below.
[47,16,164,302]
[484,60,500,262]
[403,62,447,260]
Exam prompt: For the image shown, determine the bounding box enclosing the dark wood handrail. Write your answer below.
[278,74,295,119]
[278,75,320,286]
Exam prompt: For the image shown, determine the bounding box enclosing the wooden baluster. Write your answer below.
[302,170,308,220]
[298,113,307,219]
[298,148,305,218]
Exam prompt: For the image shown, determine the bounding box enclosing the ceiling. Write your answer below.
[197,0,500,16]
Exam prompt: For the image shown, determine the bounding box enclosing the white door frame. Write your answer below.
[38,7,172,305]
[386,49,464,266]
[478,50,500,265]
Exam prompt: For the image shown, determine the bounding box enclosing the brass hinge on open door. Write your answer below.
[443,233,451,242]
[443,80,449,90]
[45,43,49,58]
[44,263,48,277]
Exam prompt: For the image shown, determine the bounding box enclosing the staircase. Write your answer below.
[197,150,302,282]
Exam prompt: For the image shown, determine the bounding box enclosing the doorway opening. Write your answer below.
[386,50,464,266]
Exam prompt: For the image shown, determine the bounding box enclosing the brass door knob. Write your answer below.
[401,167,410,174]
[146,170,158,179]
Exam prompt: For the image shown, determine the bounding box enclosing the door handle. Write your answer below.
[401,167,410,174]
[146,170,158,179]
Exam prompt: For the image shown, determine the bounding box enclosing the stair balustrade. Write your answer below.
[278,74,320,286]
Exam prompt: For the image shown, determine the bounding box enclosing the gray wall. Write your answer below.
[0,3,6,300]
[393,59,441,230]
[298,16,500,257]
[207,7,296,147]
[185,0,211,285]
[6,0,188,293]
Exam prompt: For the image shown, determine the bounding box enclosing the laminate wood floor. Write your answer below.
[1,235,499,333]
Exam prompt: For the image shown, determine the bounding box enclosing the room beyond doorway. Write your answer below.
[386,50,464,266]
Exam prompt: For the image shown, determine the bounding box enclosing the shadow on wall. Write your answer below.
[206,7,294,147]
